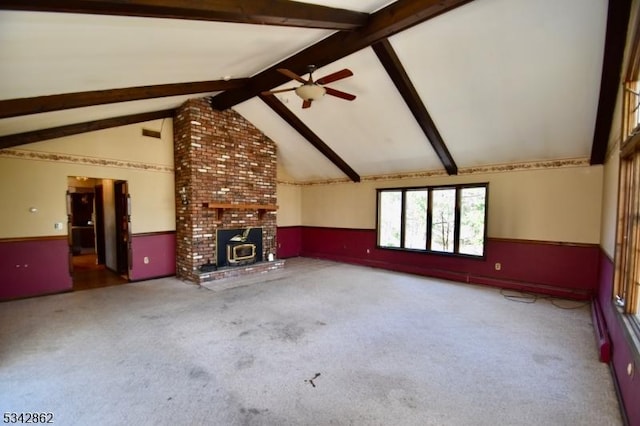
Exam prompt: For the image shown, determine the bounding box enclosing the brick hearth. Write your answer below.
[174,97,281,283]
[199,259,285,283]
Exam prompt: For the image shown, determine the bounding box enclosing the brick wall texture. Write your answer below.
[174,97,277,283]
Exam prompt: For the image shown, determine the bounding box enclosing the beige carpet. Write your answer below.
[0,258,621,425]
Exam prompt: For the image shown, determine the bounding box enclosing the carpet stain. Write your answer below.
[265,322,305,342]
[235,354,255,370]
[532,353,563,365]
[240,407,268,415]
[358,372,417,404]
[238,330,252,338]
[389,389,417,409]
[250,321,306,342]
[239,407,269,425]
[189,366,211,380]
[140,314,163,320]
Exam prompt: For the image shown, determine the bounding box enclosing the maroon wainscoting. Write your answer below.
[129,232,176,281]
[0,237,72,301]
[276,226,302,258]
[299,227,599,299]
[597,250,639,425]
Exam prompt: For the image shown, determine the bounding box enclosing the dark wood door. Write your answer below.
[66,190,73,274]
[114,181,131,276]
[94,184,106,265]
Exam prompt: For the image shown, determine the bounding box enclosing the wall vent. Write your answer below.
[142,128,161,139]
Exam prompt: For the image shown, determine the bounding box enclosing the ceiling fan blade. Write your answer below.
[277,68,307,84]
[261,87,296,95]
[302,99,312,109]
[325,87,356,101]
[316,69,353,85]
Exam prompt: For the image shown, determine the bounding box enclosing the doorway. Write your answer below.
[67,177,130,291]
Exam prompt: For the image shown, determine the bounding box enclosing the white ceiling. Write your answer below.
[0,0,608,182]
[0,11,331,97]
[391,0,607,167]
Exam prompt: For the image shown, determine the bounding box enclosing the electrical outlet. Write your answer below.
[143,256,150,264]
[495,262,501,271]
[628,362,634,377]
[54,222,63,230]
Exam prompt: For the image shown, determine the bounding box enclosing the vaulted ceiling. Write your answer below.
[0,0,630,183]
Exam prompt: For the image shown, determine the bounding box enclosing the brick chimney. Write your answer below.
[174,98,278,283]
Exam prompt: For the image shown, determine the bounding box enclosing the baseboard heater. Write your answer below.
[591,298,611,363]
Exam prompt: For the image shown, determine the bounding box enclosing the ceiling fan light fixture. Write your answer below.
[295,84,326,101]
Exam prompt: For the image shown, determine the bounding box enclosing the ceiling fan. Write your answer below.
[261,65,356,109]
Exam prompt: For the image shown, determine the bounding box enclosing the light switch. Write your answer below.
[54,222,63,230]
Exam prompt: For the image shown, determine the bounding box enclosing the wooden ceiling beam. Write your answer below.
[372,39,457,175]
[590,0,632,164]
[211,0,474,110]
[0,109,174,149]
[260,95,360,182]
[0,79,248,119]
[0,0,368,30]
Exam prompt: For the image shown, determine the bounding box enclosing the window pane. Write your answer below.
[430,188,455,253]
[459,187,487,256]
[627,152,640,317]
[379,191,402,247]
[404,190,428,249]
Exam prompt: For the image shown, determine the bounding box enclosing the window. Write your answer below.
[614,14,640,333]
[378,190,402,247]
[405,190,428,250]
[459,187,488,256]
[614,138,640,324]
[430,188,455,253]
[377,184,488,257]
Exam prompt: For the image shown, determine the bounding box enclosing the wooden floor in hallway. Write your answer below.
[71,254,128,291]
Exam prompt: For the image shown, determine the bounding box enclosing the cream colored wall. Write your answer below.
[21,118,172,165]
[276,164,302,226]
[0,158,69,238]
[600,152,619,258]
[301,165,603,244]
[0,119,175,239]
[276,183,302,227]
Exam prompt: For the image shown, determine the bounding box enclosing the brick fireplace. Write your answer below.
[174,97,282,283]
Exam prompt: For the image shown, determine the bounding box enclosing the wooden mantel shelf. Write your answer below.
[202,203,278,220]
